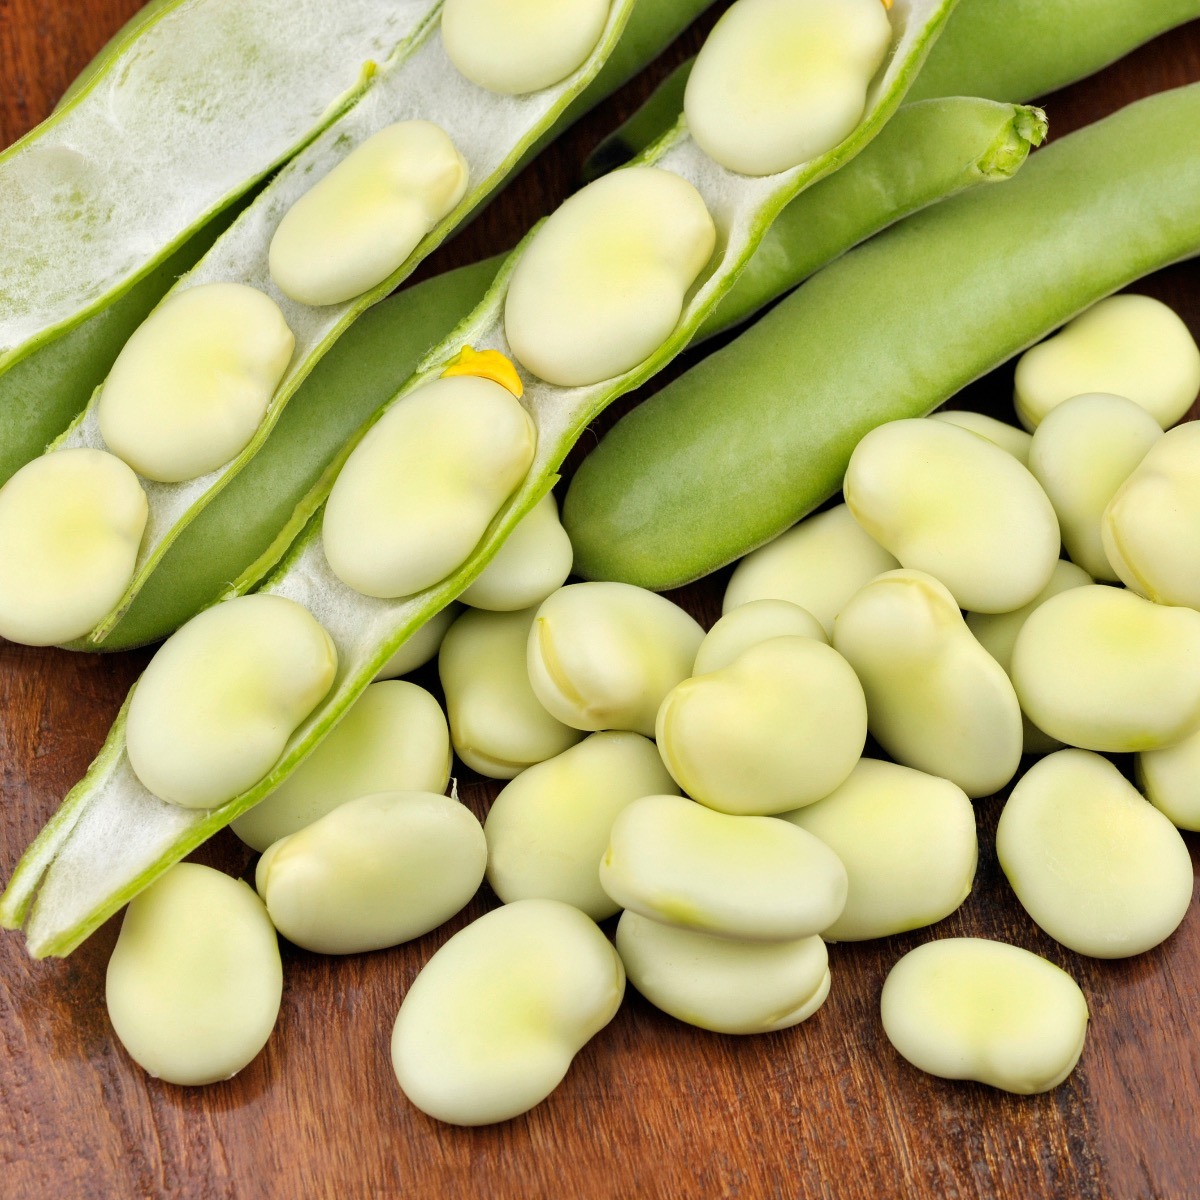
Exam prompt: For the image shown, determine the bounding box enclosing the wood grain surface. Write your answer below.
[3,5,1200,1198]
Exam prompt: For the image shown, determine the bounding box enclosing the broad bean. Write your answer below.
[374,604,461,681]
[692,599,826,675]
[1138,728,1200,832]
[929,410,1032,465]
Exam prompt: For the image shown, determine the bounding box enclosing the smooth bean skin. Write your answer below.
[125,595,337,810]
[1028,392,1162,580]
[930,410,1032,465]
[997,750,1193,958]
[459,494,573,612]
[833,571,1022,798]
[1103,423,1200,609]
[683,0,891,177]
[1011,585,1200,753]
[616,912,830,1036]
[485,731,678,919]
[656,636,867,816]
[373,604,460,681]
[1138,727,1200,832]
[844,418,1060,613]
[231,681,451,852]
[722,504,898,637]
[269,121,469,307]
[255,791,486,955]
[693,598,825,675]
[527,583,704,736]
[391,899,625,1126]
[439,606,583,779]
[782,759,976,943]
[441,0,611,95]
[1014,295,1200,431]
[599,794,847,942]
[0,448,147,646]
[98,283,295,483]
[322,374,536,599]
[881,939,1089,1095]
[504,167,715,387]
[105,863,281,1086]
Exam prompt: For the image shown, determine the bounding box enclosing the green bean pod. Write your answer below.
[2,0,961,956]
[564,82,1200,589]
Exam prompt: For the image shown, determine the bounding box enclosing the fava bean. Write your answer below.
[693,599,825,675]
[1138,728,1200,832]
[930,410,1032,465]
[373,604,461,681]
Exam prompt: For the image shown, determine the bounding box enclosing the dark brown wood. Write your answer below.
[3,5,1200,1198]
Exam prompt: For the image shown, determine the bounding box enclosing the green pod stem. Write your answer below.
[2,0,960,956]
[563,82,1200,590]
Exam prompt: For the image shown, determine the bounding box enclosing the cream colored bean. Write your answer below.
[1014,294,1200,430]
[459,494,573,612]
[441,0,611,95]
[844,418,1060,613]
[997,749,1193,957]
[692,598,825,675]
[231,681,450,851]
[391,899,624,1126]
[1028,392,1162,580]
[881,939,1088,1095]
[599,794,847,941]
[125,595,337,809]
[373,604,460,681]
[255,791,486,955]
[656,636,866,816]
[723,503,898,636]
[504,168,715,386]
[269,121,468,307]
[684,0,891,177]
[439,606,583,778]
[929,410,1033,465]
[527,582,704,736]
[616,911,829,1035]
[486,731,677,920]
[782,759,976,942]
[1138,727,1200,832]
[106,863,281,1086]
[322,374,535,599]
[1011,584,1200,752]
[98,283,294,483]
[1103,422,1200,609]
[0,448,147,646]
[833,570,1022,797]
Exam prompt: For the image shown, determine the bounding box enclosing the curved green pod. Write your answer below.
[563,82,1200,589]
[1,0,961,956]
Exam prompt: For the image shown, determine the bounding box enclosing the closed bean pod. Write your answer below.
[231,680,450,852]
[1102,422,1200,608]
[844,418,1060,613]
[656,636,867,816]
[1014,294,1200,431]
[996,749,1193,957]
[459,494,573,612]
[616,911,830,1035]
[504,167,716,387]
[442,0,611,96]
[723,504,898,637]
[684,0,892,177]
[439,607,583,779]
[782,759,976,942]
[373,604,460,681]
[1138,727,1200,832]
[1011,585,1200,752]
[599,794,847,942]
[485,731,678,920]
[255,791,486,955]
[1028,392,1162,580]
[391,899,624,1126]
[105,863,281,1086]
[125,595,337,809]
[833,571,1022,797]
[323,374,536,599]
[269,121,469,307]
[0,449,147,646]
[929,410,1032,465]
[527,583,704,736]
[692,599,826,675]
[881,938,1088,1095]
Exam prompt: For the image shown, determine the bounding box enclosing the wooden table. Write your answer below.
[3,6,1199,1198]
